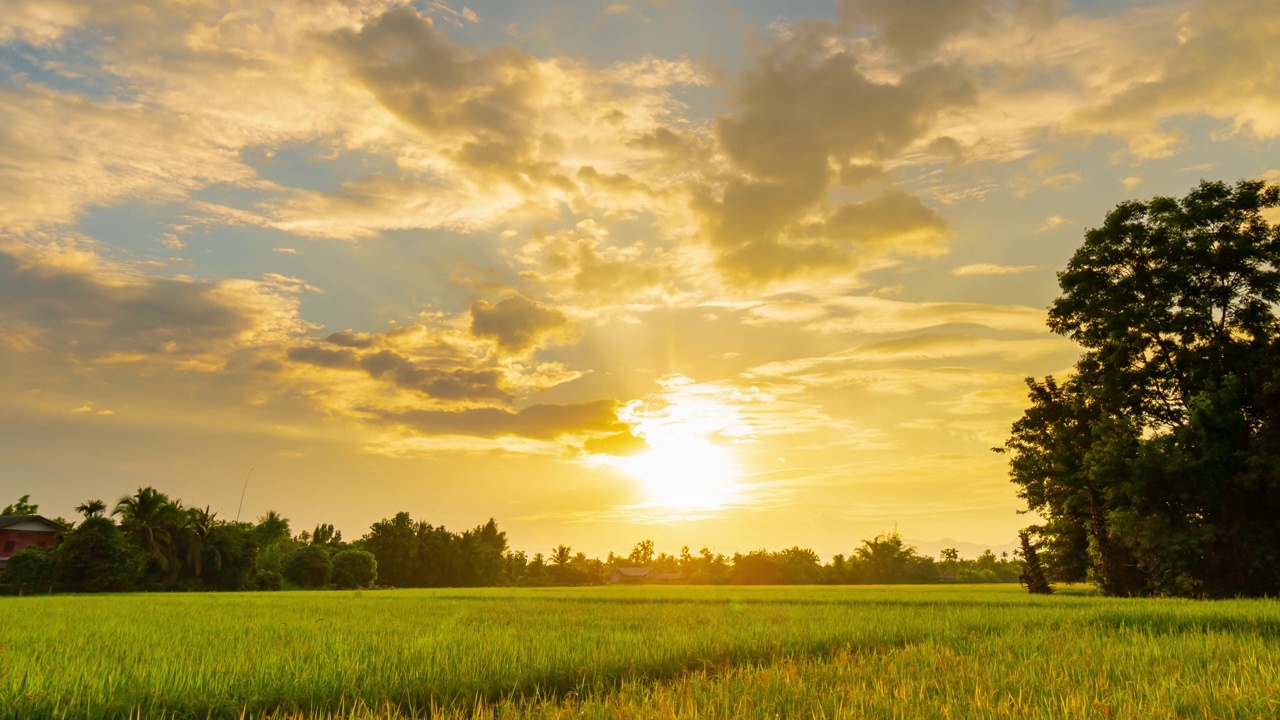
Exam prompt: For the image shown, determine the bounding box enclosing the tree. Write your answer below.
[52,517,143,592]
[362,512,422,588]
[75,499,107,519]
[310,523,342,547]
[283,545,332,588]
[1018,531,1053,595]
[181,506,222,584]
[550,545,572,567]
[254,511,291,547]
[1003,179,1280,597]
[2,494,38,516]
[849,532,934,584]
[332,549,378,589]
[113,486,183,579]
[628,539,655,566]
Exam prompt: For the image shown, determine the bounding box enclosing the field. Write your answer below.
[2,585,1278,719]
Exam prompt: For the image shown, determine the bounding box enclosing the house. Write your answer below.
[0,516,62,570]
[608,567,685,584]
[609,567,653,584]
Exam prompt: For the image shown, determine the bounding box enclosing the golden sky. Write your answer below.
[2,0,1278,558]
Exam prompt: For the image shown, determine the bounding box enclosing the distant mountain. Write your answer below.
[904,537,1020,560]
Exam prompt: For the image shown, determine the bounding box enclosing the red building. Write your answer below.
[0,516,62,570]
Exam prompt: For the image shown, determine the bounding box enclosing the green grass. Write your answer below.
[2,585,1277,718]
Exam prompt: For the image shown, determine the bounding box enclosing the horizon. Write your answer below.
[3,0,1278,561]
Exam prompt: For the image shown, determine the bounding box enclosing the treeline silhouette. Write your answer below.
[1,489,1023,594]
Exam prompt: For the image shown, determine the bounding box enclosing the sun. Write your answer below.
[602,376,750,510]
[618,433,740,509]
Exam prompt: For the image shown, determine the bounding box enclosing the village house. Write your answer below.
[0,516,62,570]
[608,567,684,584]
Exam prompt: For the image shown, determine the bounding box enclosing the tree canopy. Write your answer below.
[1003,179,1280,597]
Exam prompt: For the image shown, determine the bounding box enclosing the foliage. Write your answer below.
[52,516,143,593]
[362,513,507,588]
[1,546,55,595]
[75,499,107,519]
[2,494,38,516]
[332,550,378,589]
[283,545,333,588]
[2,586,1279,719]
[254,570,284,592]
[1018,531,1053,595]
[1003,179,1280,597]
[9,487,1025,594]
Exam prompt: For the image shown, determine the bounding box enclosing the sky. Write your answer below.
[2,0,1278,560]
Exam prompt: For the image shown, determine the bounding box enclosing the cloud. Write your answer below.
[0,85,258,232]
[836,0,993,62]
[741,294,1048,335]
[1065,0,1280,157]
[384,400,627,440]
[286,333,512,404]
[360,350,509,401]
[511,220,676,305]
[0,0,86,44]
[470,295,572,353]
[1036,216,1068,232]
[951,263,1039,276]
[324,330,376,349]
[0,240,313,370]
[582,430,650,456]
[689,30,973,284]
[848,333,1066,362]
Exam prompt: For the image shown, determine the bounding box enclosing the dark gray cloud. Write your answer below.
[286,343,512,402]
[329,7,552,183]
[470,295,570,353]
[324,330,376,348]
[0,246,300,364]
[836,0,994,62]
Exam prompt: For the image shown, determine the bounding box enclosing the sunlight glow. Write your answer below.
[618,433,740,509]
[605,375,748,510]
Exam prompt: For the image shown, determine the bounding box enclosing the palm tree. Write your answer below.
[75,499,107,519]
[551,545,572,567]
[113,487,182,574]
[182,506,222,581]
[254,510,291,547]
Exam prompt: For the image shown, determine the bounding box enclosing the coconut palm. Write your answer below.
[551,545,572,567]
[113,486,182,574]
[182,506,222,581]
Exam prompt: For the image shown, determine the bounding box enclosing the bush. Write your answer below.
[283,545,332,588]
[332,550,378,589]
[254,570,283,591]
[2,546,55,595]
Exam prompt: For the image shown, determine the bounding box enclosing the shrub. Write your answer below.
[2,546,55,595]
[254,570,284,591]
[283,545,332,588]
[332,550,378,589]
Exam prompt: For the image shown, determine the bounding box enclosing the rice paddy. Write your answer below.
[2,585,1277,719]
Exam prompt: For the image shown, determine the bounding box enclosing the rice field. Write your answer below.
[2,585,1277,719]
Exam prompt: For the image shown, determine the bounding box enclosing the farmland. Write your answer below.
[2,585,1277,719]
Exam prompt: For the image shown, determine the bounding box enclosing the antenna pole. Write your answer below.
[235,467,254,522]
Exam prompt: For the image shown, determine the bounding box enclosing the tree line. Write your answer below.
[0,491,1023,594]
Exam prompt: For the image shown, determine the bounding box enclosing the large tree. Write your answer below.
[1003,179,1280,597]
